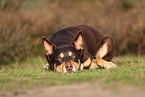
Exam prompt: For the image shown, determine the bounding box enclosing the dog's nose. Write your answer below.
[65,64,73,70]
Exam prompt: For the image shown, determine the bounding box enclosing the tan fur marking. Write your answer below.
[54,57,81,73]
[89,61,99,69]
[96,42,108,59]
[55,62,65,73]
[92,59,116,69]
[68,51,73,57]
[70,60,80,72]
[59,53,64,58]
[43,63,50,69]
[83,57,91,67]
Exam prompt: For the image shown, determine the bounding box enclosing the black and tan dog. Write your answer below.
[42,24,116,73]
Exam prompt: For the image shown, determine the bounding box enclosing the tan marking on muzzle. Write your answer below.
[54,62,65,72]
[54,60,81,73]
[70,60,80,72]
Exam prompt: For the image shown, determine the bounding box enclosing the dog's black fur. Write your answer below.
[42,24,114,73]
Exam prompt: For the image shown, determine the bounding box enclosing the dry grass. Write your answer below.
[0,0,145,64]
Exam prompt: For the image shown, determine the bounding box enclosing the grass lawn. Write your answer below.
[0,55,145,91]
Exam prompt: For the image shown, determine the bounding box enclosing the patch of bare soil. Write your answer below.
[0,81,145,97]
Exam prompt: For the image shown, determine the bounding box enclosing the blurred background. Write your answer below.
[0,0,145,65]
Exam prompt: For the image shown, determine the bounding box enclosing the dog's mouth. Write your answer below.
[54,60,83,73]
[65,64,73,72]
[63,64,75,73]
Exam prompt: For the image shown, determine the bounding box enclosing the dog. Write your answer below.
[42,24,116,73]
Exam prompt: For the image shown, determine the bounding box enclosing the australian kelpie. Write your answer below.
[42,24,116,73]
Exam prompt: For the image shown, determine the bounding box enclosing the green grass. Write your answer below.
[0,55,145,91]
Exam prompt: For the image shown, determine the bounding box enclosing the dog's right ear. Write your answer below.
[42,36,56,56]
[72,30,84,50]
[42,36,56,71]
[72,30,84,55]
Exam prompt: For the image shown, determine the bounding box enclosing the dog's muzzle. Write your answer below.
[54,60,84,73]
[65,64,73,72]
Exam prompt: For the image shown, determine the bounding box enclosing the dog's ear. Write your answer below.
[42,36,55,70]
[42,36,56,56]
[72,30,84,54]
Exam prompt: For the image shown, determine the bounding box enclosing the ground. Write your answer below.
[0,56,145,97]
[1,81,145,97]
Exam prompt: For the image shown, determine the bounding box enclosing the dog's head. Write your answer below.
[42,31,84,73]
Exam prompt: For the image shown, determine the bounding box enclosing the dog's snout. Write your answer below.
[65,64,73,70]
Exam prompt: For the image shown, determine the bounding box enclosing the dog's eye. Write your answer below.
[58,57,63,62]
[69,54,75,59]
[68,51,75,59]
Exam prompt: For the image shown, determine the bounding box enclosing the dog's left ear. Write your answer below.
[72,30,84,53]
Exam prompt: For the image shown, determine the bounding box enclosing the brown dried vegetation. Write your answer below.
[0,0,145,64]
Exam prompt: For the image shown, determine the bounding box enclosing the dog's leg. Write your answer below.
[89,59,99,69]
[90,59,116,69]
[96,42,108,59]
[96,37,114,61]
[83,57,91,67]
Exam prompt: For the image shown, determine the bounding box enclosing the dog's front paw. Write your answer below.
[43,63,50,70]
[92,59,117,69]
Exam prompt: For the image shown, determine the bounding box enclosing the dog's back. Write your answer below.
[49,24,110,57]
